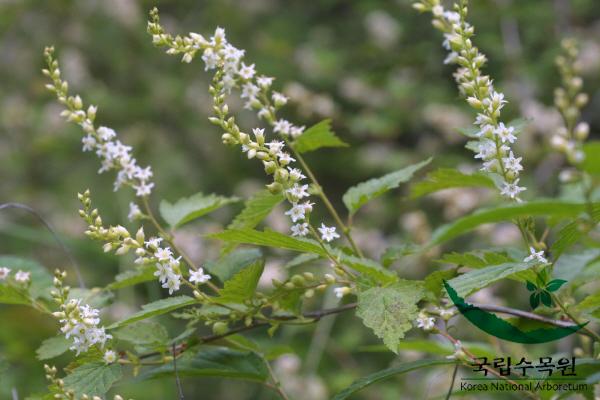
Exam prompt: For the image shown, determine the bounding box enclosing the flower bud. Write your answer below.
[266,182,283,194]
[574,122,589,141]
[212,321,229,335]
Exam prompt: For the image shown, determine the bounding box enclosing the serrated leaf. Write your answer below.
[106,265,156,290]
[447,262,533,297]
[551,205,600,260]
[108,296,196,329]
[356,280,424,353]
[581,141,600,176]
[424,269,457,300]
[36,336,71,360]
[160,192,239,228]
[437,250,514,268]
[291,119,348,153]
[140,347,268,382]
[428,201,594,247]
[63,362,122,397]
[410,168,495,199]
[113,321,168,345]
[338,253,398,285]
[218,260,264,303]
[204,248,263,283]
[284,253,320,269]
[222,191,284,254]
[332,359,455,400]
[381,243,419,268]
[209,229,326,255]
[343,158,431,215]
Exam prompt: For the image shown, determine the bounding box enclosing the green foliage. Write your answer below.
[159,192,239,228]
[106,265,157,290]
[63,362,122,397]
[108,296,196,329]
[36,336,71,361]
[0,284,31,306]
[210,228,326,255]
[0,256,53,300]
[332,359,456,400]
[291,119,348,153]
[356,280,424,353]
[437,250,515,268]
[205,248,263,282]
[447,262,533,297]
[342,158,431,215]
[141,347,269,382]
[217,260,264,303]
[113,321,169,352]
[410,168,496,198]
[581,141,600,175]
[428,201,595,247]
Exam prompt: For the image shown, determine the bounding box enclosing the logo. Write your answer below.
[444,280,587,343]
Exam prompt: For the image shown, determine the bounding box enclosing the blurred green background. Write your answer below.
[0,0,599,398]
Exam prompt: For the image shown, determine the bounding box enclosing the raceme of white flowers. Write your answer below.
[78,190,212,296]
[0,267,31,283]
[43,47,155,197]
[147,10,339,243]
[50,270,113,357]
[414,0,526,202]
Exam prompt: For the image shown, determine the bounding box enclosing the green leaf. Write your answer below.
[581,141,600,175]
[428,201,594,247]
[526,281,537,291]
[577,293,600,312]
[0,256,53,299]
[106,265,156,290]
[141,347,268,382]
[410,168,496,198]
[222,191,284,254]
[209,229,326,256]
[0,284,30,305]
[332,359,455,400]
[63,362,122,397]
[437,250,514,268]
[424,269,457,300]
[447,262,533,297]
[218,260,264,303]
[36,336,71,360]
[338,253,398,285]
[551,205,600,259]
[284,253,320,269]
[545,279,567,292]
[205,248,263,283]
[159,192,239,228]
[540,291,553,307]
[343,158,432,215]
[356,280,424,353]
[530,292,540,309]
[108,296,196,329]
[291,119,348,153]
[113,321,169,350]
[381,243,419,268]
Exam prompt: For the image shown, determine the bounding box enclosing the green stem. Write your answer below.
[552,293,600,342]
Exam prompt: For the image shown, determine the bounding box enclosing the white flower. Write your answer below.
[154,262,171,283]
[272,92,288,107]
[97,126,117,141]
[266,140,285,154]
[256,75,274,88]
[128,202,142,221]
[318,223,340,242]
[288,168,306,181]
[0,267,10,280]
[145,236,163,249]
[241,83,260,99]
[494,122,517,144]
[334,286,351,298]
[416,312,436,331]
[446,340,465,360]
[238,62,256,80]
[162,272,182,295]
[133,181,154,197]
[189,268,211,284]
[474,140,496,160]
[286,184,310,200]
[14,270,30,283]
[291,223,309,237]
[500,178,526,199]
[476,124,494,138]
[502,151,523,173]
[277,152,295,165]
[285,203,307,223]
[290,125,305,138]
[273,119,292,135]
[82,135,96,151]
[202,48,219,70]
[524,247,548,264]
[154,247,173,262]
[103,350,117,364]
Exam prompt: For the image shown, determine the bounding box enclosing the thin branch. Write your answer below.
[445,364,458,400]
[0,202,85,288]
